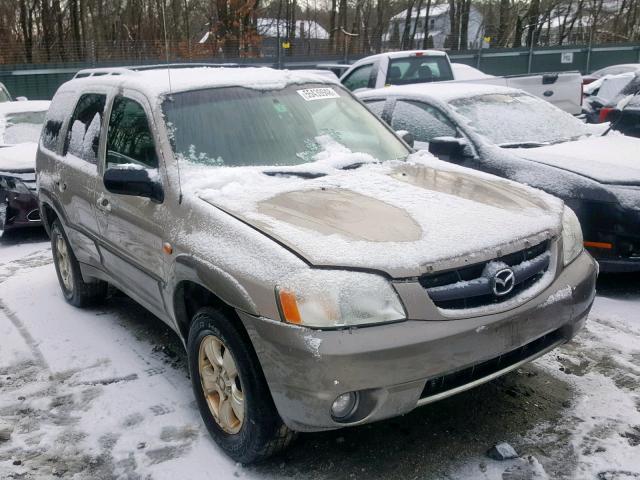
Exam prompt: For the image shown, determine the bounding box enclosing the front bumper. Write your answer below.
[240,251,597,432]
[565,198,640,272]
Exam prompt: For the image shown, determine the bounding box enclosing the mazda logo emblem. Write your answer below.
[492,268,515,296]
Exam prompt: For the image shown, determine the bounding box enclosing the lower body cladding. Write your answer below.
[240,252,597,432]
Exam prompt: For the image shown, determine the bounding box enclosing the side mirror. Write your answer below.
[395,130,415,148]
[103,167,163,203]
[428,136,467,160]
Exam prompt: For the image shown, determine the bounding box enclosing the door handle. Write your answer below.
[96,195,111,213]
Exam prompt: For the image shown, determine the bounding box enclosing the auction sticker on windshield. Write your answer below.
[297,88,340,101]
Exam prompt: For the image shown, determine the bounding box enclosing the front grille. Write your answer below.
[419,328,563,400]
[420,240,551,310]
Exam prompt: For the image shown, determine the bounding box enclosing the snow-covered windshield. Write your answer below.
[0,110,47,145]
[449,93,590,147]
[162,84,409,167]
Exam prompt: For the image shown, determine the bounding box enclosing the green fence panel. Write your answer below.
[1,43,639,100]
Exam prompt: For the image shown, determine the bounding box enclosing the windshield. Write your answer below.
[1,110,47,145]
[162,84,409,168]
[449,93,590,147]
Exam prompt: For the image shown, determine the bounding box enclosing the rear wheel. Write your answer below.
[187,307,295,463]
[51,219,107,307]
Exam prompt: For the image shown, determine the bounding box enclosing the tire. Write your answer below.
[187,307,295,463]
[50,219,107,307]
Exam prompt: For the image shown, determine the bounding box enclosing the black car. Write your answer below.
[589,73,640,137]
[358,83,640,272]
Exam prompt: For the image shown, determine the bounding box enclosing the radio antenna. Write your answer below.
[161,0,173,93]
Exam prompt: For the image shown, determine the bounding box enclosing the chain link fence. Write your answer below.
[1,39,639,100]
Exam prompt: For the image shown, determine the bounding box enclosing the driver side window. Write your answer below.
[106,97,158,169]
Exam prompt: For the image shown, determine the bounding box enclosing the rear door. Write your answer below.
[94,90,167,315]
[57,92,106,266]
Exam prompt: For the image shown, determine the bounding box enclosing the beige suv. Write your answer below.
[37,65,597,463]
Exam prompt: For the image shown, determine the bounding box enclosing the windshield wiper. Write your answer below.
[262,170,326,179]
[499,141,548,149]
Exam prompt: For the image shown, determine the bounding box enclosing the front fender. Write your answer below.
[165,254,260,320]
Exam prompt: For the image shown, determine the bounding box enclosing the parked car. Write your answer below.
[0,100,50,234]
[582,63,640,85]
[358,83,640,272]
[38,66,596,463]
[340,50,583,114]
[591,73,640,137]
[582,71,636,123]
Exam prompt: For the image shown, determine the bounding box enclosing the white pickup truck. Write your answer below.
[340,50,583,114]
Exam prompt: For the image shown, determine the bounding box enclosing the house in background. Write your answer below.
[384,4,485,50]
[257,18,330,55]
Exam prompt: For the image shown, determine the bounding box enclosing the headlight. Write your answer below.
[276,270,406,328]
[562,206,583,266]
[0,175,31,195]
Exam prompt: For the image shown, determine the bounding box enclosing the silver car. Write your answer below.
[37,66,597,463]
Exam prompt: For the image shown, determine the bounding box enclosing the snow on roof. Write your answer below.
[0,101,50,116]
[63,67,336,99]
[0,142,38,172]
[391,4,450,21]
[358,82,518,103]
[257,18,330,40]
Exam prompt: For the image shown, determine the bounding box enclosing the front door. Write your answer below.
[94,91,167,315]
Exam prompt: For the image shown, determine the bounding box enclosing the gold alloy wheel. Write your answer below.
[55,233,73,292]
[198,335,245,434]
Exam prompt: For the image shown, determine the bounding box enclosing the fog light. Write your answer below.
[331,392,358,420]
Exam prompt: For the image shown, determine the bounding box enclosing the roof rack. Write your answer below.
[73,63,244,79]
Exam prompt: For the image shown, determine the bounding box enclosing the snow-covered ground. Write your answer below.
[0,229,639,480]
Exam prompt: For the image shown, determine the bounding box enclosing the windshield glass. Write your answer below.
[1,110,47,145]
[162,84,409,167]
[449,93,590,146]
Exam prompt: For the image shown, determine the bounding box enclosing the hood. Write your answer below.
[191,156,562,278]
[514,135,640,186]
[0,142,37,173]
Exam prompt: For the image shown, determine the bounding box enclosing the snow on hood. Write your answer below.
[0,142,37,172]
[181,148,563,277]
[513,134,640,186]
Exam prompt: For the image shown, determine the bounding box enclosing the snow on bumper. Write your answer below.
[240,251,597,432]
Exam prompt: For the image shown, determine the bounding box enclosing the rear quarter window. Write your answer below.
[41,91,75,153]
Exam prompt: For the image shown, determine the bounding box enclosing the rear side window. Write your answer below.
[342,64,374,91]
[386,56,454,85]
[106,97,158,169]
[64,93,107,164]
[363,99,386,118]
[391,100,457,142]
[42,91,75,152]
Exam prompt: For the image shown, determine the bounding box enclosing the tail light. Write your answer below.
[599,107,614,123]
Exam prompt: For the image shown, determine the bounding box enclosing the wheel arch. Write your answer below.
[169,256,259,342]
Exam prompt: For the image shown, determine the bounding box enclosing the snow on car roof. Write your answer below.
[0,100,50,116]
[63,67,338,98]
[358,82,520,103]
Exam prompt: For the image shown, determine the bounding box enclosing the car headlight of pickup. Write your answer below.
[562,206,584,266]
[276,270,406,328]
